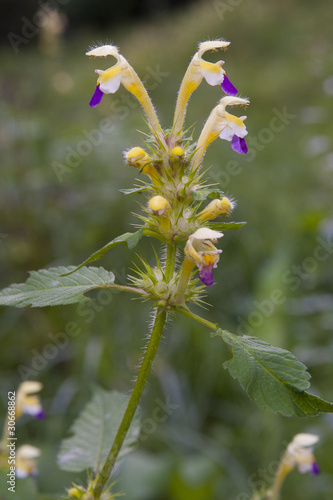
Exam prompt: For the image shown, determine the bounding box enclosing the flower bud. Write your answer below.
[126,147,150,167]
[125,147,160,186]
[148,196,171,232]
[68,487,85,499]
[198,196,235,221]
[148,196,170,216]
[171,146,184,157]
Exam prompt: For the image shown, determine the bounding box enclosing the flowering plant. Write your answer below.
[0,39,332,499]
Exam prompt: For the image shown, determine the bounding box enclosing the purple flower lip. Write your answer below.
[311,461,320,475]
[221,75,238,96]
[231,135,248,154]
[36,410,45,420]
[89,85,104,107]
[199,266,214,286]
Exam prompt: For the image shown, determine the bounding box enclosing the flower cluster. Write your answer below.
[86,39,249,305]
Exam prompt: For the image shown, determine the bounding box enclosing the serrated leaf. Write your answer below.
[119,186,150,195]
[214,330,333,416]
[57,387,140,473]
[192,188,224,201]
[207,221,246,231]
[0,266,115,308]
[289,391,333,417]
[63,229,143,275]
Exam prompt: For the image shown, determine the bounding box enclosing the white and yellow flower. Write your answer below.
[173,40,238,134]
[16,381,45,420]
[195,41,238,94]
[191,96,249,172]
[219,112,248,154]
[16,445,41,478]
[283,433,320,475]
[184,228,223,286]
[270,433,320,499]
[87,45,123,107]
[86,45,160,132]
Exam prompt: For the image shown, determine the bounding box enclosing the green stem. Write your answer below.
[142,229,167,244]
[176,308,219,332]
[174,257,195,305]
[93,307,167,498]
[164,243,177,281]
[267,459,290,500]
[106,284,147,296]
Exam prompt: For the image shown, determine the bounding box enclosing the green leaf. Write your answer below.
[289,391,333,417]
[0,266,115,308]
[214,329,333,416]
[63,229,143,275]
[192,188,224,201]
[207,221,246,231]
[119,186,150,195]
[57,387,140,473]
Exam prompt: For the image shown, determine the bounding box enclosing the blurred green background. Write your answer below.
[1,0,333,498]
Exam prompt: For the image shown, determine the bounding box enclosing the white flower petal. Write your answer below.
[218,96,250,111]
[22,403,43,417]
[15,467,29,479]
[233,125,248,138]
[297,462,314,474]
[99,73,122,94]
[219,126,234,141]
[198,40,230,54]
[17,445,41,459]
[86,45,119,58]
[190,228,224,241]
[201,69,224,86]
[292,433,320,448]
[18,381,43,395]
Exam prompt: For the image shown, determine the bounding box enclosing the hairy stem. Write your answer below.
[176,307,219,331]
[106,284,147,296]
[164,243,177,281]
[93,307,167,498]
[174,257,195,305]
[268,461,290,500]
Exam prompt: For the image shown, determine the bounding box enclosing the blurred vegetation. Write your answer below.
[1,0,194,40]
[1,0,333,498]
